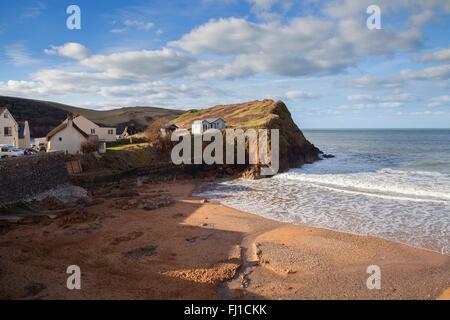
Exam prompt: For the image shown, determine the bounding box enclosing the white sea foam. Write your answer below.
[277,168,450,202]
[197,168,450,255]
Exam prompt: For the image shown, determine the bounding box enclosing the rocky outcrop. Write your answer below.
[173,99,321,176]
[266,100,320,172]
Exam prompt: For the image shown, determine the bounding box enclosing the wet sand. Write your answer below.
[0,179,449,299]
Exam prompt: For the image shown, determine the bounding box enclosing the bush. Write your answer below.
[144,118,168,142]
[81,140,99,154]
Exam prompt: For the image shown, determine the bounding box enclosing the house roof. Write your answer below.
[193,118,225,124]
[0,107,18,126]
[71,113,114,128]
[162,124,178,129]
[46,117,89,140]
[205,118,224,123]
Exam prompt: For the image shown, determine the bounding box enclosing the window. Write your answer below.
[108,129,113,135]
[4,127,12,136]
[59,137,62,141]
[91,129,96,134]
[4,113,8,119]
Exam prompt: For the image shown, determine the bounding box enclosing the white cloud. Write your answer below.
[98,81,222,99]
[349,102,404,110]
[401,64,450,80]
[3,0,450,111]
[411,111,450,116]
[33,69,122,86]
[124,19,154,30]
[426,95,450,108]
[0,69,123,97]
[248,0,293,21]
[324,0,450,19]
[44,43,90,60]
[22,1,45,18]
[170,15,421,79]
[284,90,319,100]
[0,70,224,109]
[415,48,450,63]
[409,9,434,27]
[0,79,90,96]
[347,93,414,102]
[4,42,38,66]
[80,48,195,80]
[348,76,403,89]
[111,19,155,33]
[207,0,293,21]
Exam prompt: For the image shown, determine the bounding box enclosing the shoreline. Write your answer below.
[193,174,450,256]
[197,198,450,300]
[206,197,450,258]
[0,178,449,299]
[192,180,450,299]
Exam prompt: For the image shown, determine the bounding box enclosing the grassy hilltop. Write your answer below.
[0,95,183,137]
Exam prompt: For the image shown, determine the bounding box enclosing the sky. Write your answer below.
[0,0,450,128]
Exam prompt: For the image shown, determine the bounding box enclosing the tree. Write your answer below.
[144,118,174,152]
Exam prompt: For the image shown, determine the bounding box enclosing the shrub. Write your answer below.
[81,140,99,154]
[144,118,168,142]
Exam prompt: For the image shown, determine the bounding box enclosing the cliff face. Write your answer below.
[267,100,320,172]
[173,99,320,173]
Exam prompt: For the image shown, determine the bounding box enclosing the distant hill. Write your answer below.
[0,96,184,138]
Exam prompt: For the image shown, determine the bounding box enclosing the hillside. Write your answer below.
[0,96,184,138]
[173,99,320,172]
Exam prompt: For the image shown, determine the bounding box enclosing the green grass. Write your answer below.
[107,143,149,152]
[171,109,202,123]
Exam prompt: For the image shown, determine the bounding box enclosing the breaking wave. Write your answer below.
[197,167,450,255]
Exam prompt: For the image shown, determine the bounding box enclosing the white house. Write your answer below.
[46,115,90,154]
[191,118,226,134]
[18,121,31,149]
[0,107,19,147]
[46,114,116,154]
[72,115,116,142]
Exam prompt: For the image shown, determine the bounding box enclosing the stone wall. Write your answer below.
[0,152,69,206]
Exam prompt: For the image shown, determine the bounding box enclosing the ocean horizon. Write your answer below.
[197,129,450,255]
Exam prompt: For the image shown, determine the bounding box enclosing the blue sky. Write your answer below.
[1,0,450,128]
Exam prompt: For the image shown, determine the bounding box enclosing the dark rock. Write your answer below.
[75,198,105,207]
[123,245,158,261]
[23,282,46,298]
[111,231,143,245]
[40,197,66,210]
[108,190,140,198]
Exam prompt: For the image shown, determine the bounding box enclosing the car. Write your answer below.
[0,145,25,158]
[24,148,38,156]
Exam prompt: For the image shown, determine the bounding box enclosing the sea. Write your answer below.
[196,129,450,255]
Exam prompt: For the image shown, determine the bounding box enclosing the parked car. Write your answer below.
[0,145,25,158]
[24,148,38,156]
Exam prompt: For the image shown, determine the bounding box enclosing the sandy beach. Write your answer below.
[0,178,449,300]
